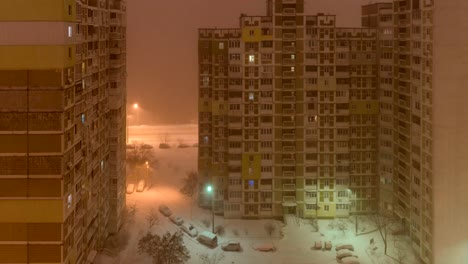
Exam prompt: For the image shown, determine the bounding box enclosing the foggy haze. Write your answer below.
[127,0,369,125]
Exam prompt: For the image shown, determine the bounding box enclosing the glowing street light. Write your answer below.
[206,184,215,233]
[133,103,140,126]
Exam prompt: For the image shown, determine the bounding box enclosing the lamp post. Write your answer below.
[145,161,149,179]
[133,103,139,126]
[206,184,214,233]
[347,189,358,235]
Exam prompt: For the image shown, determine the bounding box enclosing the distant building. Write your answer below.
[0,0,127,263]
[198,0,468,263]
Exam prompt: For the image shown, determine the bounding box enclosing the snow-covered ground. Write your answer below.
[96,125,420,264]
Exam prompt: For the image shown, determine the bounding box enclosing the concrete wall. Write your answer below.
[433,0,468,263]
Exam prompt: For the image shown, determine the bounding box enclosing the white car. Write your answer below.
[341,256,360,264]
[158,205,172,217]
[169,215,184,226]
[136,180,146,192]
[221,241,241,252]
[253,242,276,252]
[336,243,354,251]
[180,223,198,237]
[337,249,357,260]
[126,184,135,194]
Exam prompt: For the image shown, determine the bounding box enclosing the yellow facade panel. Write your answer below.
[241,154,261,179]
[0,46,75,70]
[0,0,76,21]
[0,200,63,223]
[242,28,262,42]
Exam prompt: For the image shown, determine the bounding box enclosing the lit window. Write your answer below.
[67,194,73,208]
[81,114,85,124]
[249,55,255,62]
[248,167,253,175]
[291,54,295,60]
[291,66,295,72]
[248,180,254,186]
[204,136,209,143]
[101,160,104,170]
[249,92,254,101]
[68,26,73,37]
[219,42,224,49]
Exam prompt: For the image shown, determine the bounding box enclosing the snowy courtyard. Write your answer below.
[96,125,420,264]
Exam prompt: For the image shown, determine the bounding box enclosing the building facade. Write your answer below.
[198,0,380,221]
[0,0,127,263]
[198,0,468,263]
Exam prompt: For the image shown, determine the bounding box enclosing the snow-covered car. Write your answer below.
[126,184,135,194]
[341,256,360,264]
[180,223,198,237]
[324,240,332,250]
[158,205,172,217]
[169,215,184,226]
[141,144,153,149]
[221,241,241,252]
[136,180,146,192]
[336,249,357,260]
[253,242,276,252]
[197,231,218,248]
[335,243,354,251]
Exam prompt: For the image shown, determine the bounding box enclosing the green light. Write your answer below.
[206,185,213,193]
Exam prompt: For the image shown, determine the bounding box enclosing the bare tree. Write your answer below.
[264,222,277,237]
[126,142,158,170]
[369,210,398,255]
[199,251,225,264]
[138,232,190,264]
[180,171,198,219]
[146,208,159,229]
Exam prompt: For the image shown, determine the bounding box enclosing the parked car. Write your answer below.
[197,231,218,248]
[136,180,146,192]
[341,256,360,264]
[324,241,332,250]
[335,243,354,251]
[253,242,276,252]
[158,205,172,217]
[180,223,198,237]
[313,241,322,250]
[126,184,135,194]
[141,144,153,149]
[221,240,241,252]
[336,249,357,260]
[169,215,184,226]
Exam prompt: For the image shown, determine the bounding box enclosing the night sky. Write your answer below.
[127,0,369,125]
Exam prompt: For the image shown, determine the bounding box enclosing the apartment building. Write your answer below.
[199,0,468,263]
[0,0,127,263]
[198,0,379,220]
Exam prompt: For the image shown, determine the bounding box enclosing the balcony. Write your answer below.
[283,159,295,165]
[283,33,296,41]
[283,184,296,190]
[282,46,296,53]
[282,134,295,140]
[282,146,295,152]
[282,21,296,28]
[283,171,295,177]
[283,71,295,78]
[283,8,296,15]
[283,196,296,204]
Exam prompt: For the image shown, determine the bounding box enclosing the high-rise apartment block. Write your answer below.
[199,0,468,263]
[0,0,127,263]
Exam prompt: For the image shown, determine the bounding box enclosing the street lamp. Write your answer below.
[133,103,139,126]
[206,184,215,233]
[145,161,149,179]
[347,189,358,235]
